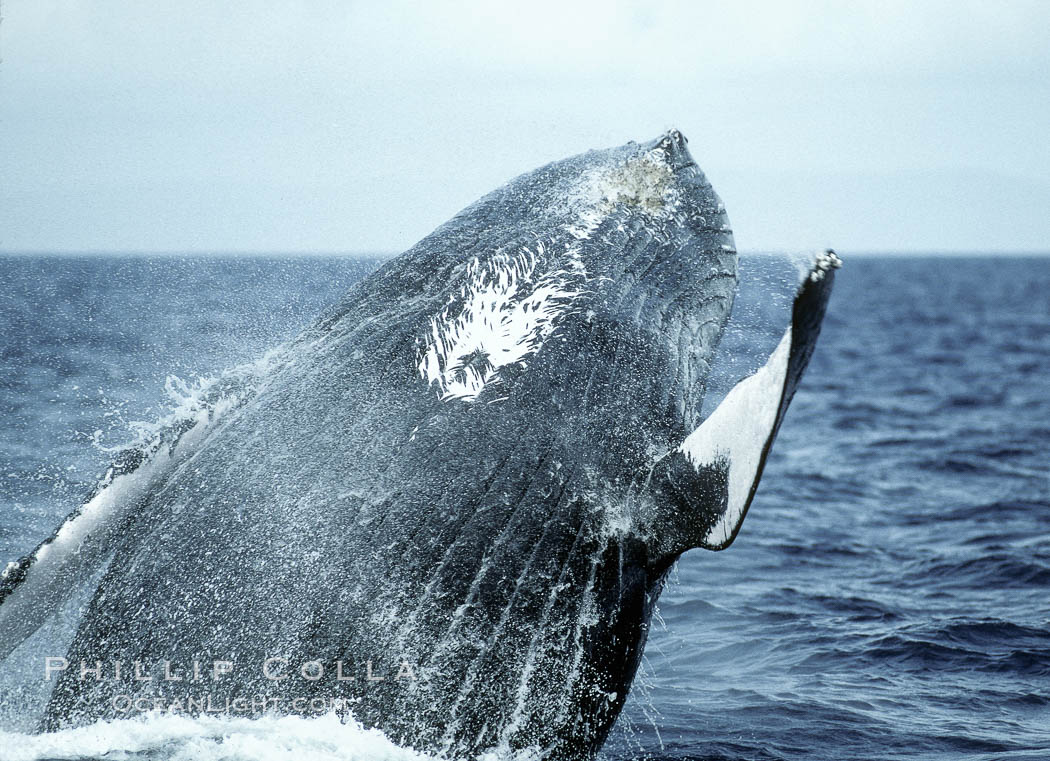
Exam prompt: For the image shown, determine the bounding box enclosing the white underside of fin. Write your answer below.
[679,327,792,547]
[0,393,239,662]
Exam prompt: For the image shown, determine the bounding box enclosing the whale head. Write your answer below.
[401,131,737,472]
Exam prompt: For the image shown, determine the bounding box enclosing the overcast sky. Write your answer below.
[1,1,1047,254]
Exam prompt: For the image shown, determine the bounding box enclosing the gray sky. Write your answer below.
[1,1,1048,255]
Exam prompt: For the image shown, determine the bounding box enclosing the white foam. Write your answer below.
[0,712,435,761]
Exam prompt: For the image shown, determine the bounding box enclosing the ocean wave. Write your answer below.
[914,553,1050,588]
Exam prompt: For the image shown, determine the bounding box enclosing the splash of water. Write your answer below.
[0,712,435,761]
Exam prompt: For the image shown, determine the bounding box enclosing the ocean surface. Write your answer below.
[0,254,1047,760]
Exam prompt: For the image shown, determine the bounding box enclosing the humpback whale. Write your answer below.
[0,130,838,759]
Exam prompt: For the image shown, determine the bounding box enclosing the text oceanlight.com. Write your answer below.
[110,694,372,715]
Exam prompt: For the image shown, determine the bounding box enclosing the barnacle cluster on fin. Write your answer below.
[810,248,843,282]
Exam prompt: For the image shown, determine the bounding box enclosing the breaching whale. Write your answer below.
[0,131,838,759]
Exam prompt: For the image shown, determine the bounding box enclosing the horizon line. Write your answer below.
[2,249,1049,259]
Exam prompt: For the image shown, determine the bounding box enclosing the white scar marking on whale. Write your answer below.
[417,241,588,402]
[418,149,681,403]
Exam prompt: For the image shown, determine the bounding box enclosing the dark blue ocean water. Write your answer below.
[0,254,1048,760]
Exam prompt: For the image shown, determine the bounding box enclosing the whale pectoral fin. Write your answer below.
[648,252,839,557]
[0,446,155,663]
[0,428,198,662]
[0,363,264,663]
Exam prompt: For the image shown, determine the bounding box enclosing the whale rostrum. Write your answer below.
[0,131,838,760]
